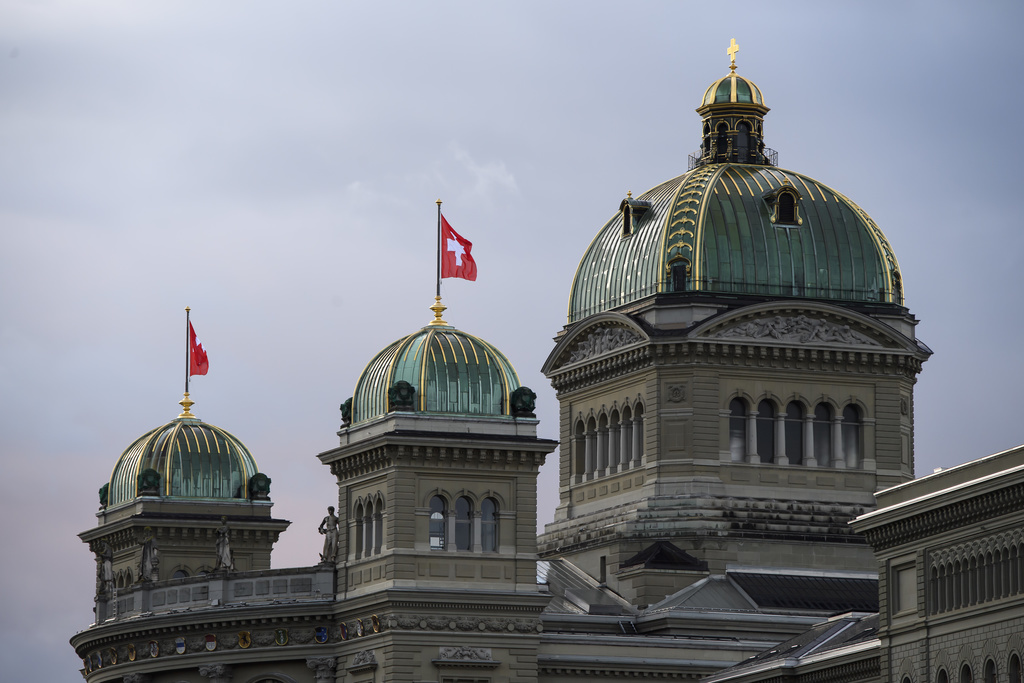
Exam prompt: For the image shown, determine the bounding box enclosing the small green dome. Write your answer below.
[568,164,904,323]
[106,416,261,507]
[701,72,765,106]
[351,323,522,425]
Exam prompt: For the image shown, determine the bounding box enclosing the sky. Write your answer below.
[2,1,1023,680]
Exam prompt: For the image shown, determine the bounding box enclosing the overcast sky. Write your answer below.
[2,1,1023,680]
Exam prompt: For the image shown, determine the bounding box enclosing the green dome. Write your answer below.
[351,323,522,424]
[568,164,904,323]
[701,72,765,106]
[106,416,261,507]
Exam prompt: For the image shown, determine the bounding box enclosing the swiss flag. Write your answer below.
[440,215,477,281]
[189,322,209,376]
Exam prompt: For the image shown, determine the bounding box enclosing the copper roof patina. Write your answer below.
[351,324,522,424]
[107,417,260,507]
[568,163,903,323]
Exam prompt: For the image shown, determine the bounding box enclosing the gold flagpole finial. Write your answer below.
[178,392,196,418]
[727,38,739,73]
[436,198,442,206]
[429,296,448,326]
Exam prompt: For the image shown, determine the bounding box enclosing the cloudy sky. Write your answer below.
[2,1,1022,679]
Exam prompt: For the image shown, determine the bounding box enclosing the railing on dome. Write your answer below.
[688,146,778,171]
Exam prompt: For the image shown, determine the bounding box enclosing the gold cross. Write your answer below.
[727,38,739,72]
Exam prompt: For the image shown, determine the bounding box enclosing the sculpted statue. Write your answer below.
[138,528,159,582]
[248,473,271,500]
[340,397,353,427]
[388,381,416,411]
[98,483,109,508]
[96,541,113,595]
[318,506,339,563]
[137,468,161,496]
[510,386,537,417]
[214,517,234,572]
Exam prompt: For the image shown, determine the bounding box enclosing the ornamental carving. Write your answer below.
[198,664,233,681]
[667,384,686,403]
[307,657,338,682]
[713,315,879,346]
[440,646,492,661]
[567,328,643,363]
[349,649,378,671]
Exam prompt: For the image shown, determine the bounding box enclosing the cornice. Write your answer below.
[329,442,551,480]
[856,480,1024,551]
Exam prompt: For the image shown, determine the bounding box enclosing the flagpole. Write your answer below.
[436,199,442,298]
[179,306,195,418]
[185,306,191,396]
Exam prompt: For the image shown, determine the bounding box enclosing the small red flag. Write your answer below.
[440,215,477,281]
[189,322,209,376]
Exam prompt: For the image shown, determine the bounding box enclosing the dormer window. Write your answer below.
[619,194,652,237]
[763,185,803,226]
[778,192,795,222]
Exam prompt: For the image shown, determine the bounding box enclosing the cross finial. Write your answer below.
[727,38,739,73]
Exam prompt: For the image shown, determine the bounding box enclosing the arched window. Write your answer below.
[1009,654,1021,683]
[937,669,949,683]
[785,402,804,464]
[756,400,775,463]
[619,406,632,470]
[984,660,996,683]
[363,500,373,557]
[429,496,446,550]
[172,569,189,579]
[729,399,747,461]
[373,497,383,554]
[455,497,472,551]
[737,121,750,160]
[778,192,796,223]
[481,497,498,552]
[842,405,862,468]
[354,502,364,558]
[573,420,586,482]
[670,259,689,292]
[814,404,833,466]
[716,123,728,160]
[960,663,973,683]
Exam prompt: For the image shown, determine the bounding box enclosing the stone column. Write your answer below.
[774,415,788,465]
[472,510,482,552]
[307,657,338,683]
[803,417,817,467]
[620,419,632,470]
[632,417,643,467]
[198,664,233,683]
[832,416,845,469]
[746,412,758,464]
[584,430,595,480]
[596,426,608,476]
[446,511,456,552]
[609,423,620,473]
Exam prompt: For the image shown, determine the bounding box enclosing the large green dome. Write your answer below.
[105,415,262,507]
[569,164,903,323]
[350,321,523,425]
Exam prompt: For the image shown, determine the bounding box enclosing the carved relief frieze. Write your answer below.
[439,646,492,660]
[385,613,542,633]
[712,315,879,346]
[566,327,643,364]
[348,649,378,672]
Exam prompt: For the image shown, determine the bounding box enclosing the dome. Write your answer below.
[105,415,262,507]
[568,163,904,323]
[701,72,766,107]
[350,321,523,425]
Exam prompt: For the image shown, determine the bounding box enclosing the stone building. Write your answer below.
[71,46,989,683]
[699,445,1024,683]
